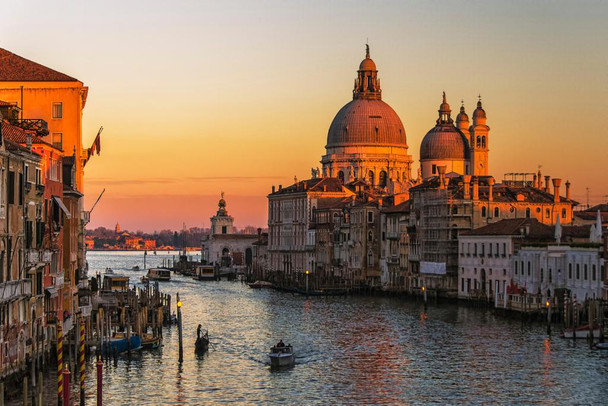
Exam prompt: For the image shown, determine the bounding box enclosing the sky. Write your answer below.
[1,1,607,232]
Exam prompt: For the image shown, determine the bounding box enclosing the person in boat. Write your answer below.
[197,324,202,339]
[276,340,285,348]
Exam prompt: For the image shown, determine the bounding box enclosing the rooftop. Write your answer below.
[0,48,79,82]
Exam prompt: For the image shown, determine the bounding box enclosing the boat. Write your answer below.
[102,273,130,291]
[268,344,295,367]
[195,333,209,354]
[132,265,140,271]
[102,334,142,354]
[145,268,171,281]
[141,333,161,349]
[593,342,608,350]
[247,280,274,289]
[194,265,217,281]
[561,324,600,339]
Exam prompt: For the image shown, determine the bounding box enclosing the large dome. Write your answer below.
[420,125,470,160]
[326,99,407,148]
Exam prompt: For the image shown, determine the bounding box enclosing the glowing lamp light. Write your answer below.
[306,270,309,275]
[177,300,182,308]
[545,300,550,308]
[422,286,425,292]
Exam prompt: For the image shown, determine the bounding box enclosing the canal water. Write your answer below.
[76,251,608,404]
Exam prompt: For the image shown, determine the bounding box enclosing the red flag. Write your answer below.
[90,126,103,156]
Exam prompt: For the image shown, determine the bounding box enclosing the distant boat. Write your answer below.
[561,324,600,339]
[248,281,273,289]
[268,344,295,368]
[145,268,171,281]
[132,265,140,271]
[195,331,209,355]
[193,265,217,281]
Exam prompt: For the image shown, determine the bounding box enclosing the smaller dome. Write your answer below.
[359,57,376,71]
[473,99,486,120]
[456,104,469,123]
[420,126,470,160]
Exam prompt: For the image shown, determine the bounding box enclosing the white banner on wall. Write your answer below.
[420,261,446,275]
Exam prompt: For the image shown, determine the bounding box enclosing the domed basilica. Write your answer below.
[321,45,413,192]
[319,45,491,189]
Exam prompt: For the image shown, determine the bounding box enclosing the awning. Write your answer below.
[52,196,71,219]
[45,287,58,298]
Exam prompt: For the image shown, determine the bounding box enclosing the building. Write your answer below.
[202,194,257,271]
[267,178,354,285]
[380,200,410,291]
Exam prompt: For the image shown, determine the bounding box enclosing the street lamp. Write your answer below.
[177,294,183,363]
[305,270,309,296]
[422,285,427,303]
[546,299,551,335]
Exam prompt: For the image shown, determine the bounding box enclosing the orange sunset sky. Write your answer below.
[2,1,607,232]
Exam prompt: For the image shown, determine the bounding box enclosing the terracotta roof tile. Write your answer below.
[0,48,78,82]
[1,120,55,148]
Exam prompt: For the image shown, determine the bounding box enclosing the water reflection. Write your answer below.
[79,252,607,405]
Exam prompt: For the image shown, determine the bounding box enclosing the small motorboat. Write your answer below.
[132,265,140,271]
[561,324,600,339]
[268,343,295,367]
[593,342,608,350]
[141,333,161,349]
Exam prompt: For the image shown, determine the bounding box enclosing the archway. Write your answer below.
[221,247,231,267]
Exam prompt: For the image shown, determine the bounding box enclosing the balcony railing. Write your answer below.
[0,280,32,302]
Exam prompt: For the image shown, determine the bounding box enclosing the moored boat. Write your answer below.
[248,280,274,289]
[195,325,209,354]
[268,342,295,367]
[102,334,142,354]
[194,265,217,281]
[141,333,161,349]
[561,324,600,339]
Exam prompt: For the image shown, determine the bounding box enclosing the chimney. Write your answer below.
[552,178,562,203]
[463,175,471,199]
[488,177,494,202]
[272,185,275,193]
[257,227,262,237]
[278,184,282,191]
[533,174,538,189]
[565,180,571,200]
[544,176,550,193]
[438,166,446,190]
[472,177,479,201]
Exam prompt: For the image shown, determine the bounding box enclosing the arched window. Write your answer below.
[481,207,487,217]
[482,136,486,148]
[367,250,374,267]
[494,207,499,218]
[338,171,344,184]
[379,171,387,188]
[584,264,588,280]
[526,208,531,218]
[368,231,373,242]
[476,136,481,148]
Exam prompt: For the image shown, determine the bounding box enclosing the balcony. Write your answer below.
[35,184,45,195]
[25,181,32,192]
[0,279,32,302]
[8,118,49,136]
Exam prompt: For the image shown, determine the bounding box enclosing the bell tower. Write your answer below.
[469,96,490,176]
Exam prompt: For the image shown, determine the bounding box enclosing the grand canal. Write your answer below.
[75,251,608,405]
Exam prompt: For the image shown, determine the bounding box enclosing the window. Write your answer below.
[221,226,227,234]
[494,207,499,218]
[35,168,41,185]
[482,136,486,148]
[367,231,373,242]
[52,102,63,119]
[432,164,437,174]
[592,265,596,281]
[368,212,373,223]
[584,264,588,280]
[7,171,15,205]
[569,263,572,279]
[549,269,552,283]
[576,264,580,279]
[527,262,530,276]
[545,208,550,218]
[52,133,63,150]
[481,207,487,217]
[338,171,344,184]
[561,209,567,219]
[526,207,531,218]
[540,268,543,282]
[367,251,374,267]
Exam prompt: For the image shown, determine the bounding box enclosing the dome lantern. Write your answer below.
[353,44,381,100]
